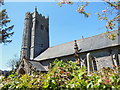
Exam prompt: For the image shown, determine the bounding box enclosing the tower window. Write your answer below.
[41,44,43,48]
[41,24,44,30]
[118,49,120,54]
[47,27,49,32]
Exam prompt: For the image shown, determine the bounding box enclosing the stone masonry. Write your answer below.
[20,8,49,60]
[19,8,120,74]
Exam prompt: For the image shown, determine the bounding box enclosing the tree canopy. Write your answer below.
[57,0,119,31]
[0,0,14,43]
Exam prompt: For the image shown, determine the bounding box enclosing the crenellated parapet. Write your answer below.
[25,12,32,20]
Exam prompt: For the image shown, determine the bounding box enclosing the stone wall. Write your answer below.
[30,10,49,59]
[21,12,32,60]
[40,46,120,71]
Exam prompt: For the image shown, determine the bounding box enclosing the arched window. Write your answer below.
[19,68,25,75]
[41,24,44,30]
[92,58,97,71]
[118,49,120,54]
[46,27,49,32]
[41,44,43,48]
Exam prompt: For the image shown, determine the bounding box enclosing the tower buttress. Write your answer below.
[30,8,37,59]
[21,12,32,60]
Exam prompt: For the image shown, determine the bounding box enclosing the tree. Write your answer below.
[57,0,119,31]
[0,0,14,43]
[7,54,20,71]
[0,0,4,6]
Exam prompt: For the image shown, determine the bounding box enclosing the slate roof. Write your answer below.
[29,60,48,71]
[34,30,120,61]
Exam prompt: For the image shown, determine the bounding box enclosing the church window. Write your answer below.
[46,27,49,32]
[41,44,43,48]
[41,24,44,30]
[19,68,25,75]
[93,59,97,71]
[118,49,120,54]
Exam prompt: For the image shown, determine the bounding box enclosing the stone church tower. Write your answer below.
[20,8,49,60]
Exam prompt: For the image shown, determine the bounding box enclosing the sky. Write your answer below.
[4,0,118,2]
[0,1,117,70]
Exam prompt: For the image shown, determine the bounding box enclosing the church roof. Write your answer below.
[29,60,48,71]
[34,30,119,61]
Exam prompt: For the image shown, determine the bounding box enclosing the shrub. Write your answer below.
[0,60,120,89]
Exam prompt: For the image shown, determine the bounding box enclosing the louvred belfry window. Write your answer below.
[46,27,49,32]
[41,24,44,30]
[41,44,43,48]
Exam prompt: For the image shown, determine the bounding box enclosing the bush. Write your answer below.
[0,60,120,89]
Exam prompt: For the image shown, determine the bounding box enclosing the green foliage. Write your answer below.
[42,60,85,89]
[0,60,120,89]
[0,73,43,89]
[0,9,14,43]
[57,0,119,32]
[57,0,74,7]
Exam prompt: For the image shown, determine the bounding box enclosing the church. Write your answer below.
[17,8,120,74]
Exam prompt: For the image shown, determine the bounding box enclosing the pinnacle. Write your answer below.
[34,6,38,13]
